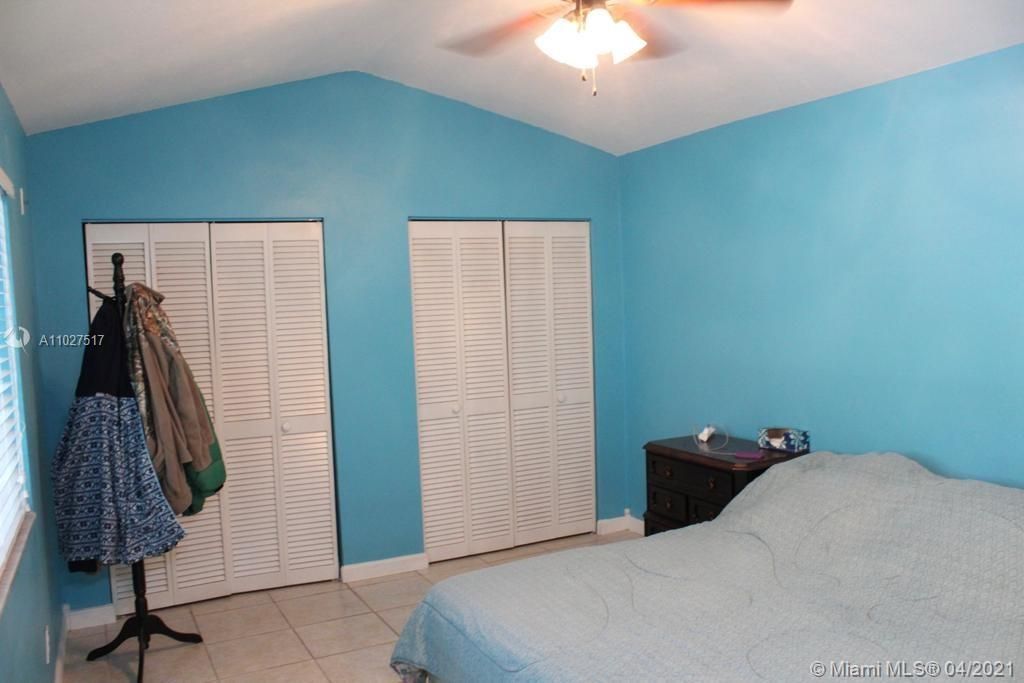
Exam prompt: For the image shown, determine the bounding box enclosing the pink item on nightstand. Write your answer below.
[735,451,765,460]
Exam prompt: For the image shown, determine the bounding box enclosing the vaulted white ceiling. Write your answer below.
[1,0,1022,154]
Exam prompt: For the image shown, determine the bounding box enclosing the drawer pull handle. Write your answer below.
[664,467,673,479]
[665,500,673,510]
[706,477,716,490]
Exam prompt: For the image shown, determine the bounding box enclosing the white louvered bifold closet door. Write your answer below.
[148,223,229,604]
[88,222,337,614]
[211,222,338,591]
[266,223,338,582]
[409,221,514,562]
[505,221,595,546]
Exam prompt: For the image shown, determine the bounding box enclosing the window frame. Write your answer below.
[0,170,33,618]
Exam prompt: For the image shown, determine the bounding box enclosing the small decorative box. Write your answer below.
[757,427,810,454]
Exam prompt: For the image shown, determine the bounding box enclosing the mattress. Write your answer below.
[391,452,1024,681]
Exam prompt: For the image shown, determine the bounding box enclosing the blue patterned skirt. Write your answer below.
[52,394,184,565]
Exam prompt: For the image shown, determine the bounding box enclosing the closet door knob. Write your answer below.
[557,393,567,404]
[281,422,292,433]
[451,405,461,415]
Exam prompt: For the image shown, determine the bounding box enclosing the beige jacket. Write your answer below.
[127,284,214,514]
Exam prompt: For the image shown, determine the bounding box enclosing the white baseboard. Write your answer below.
[66,603,116,631]
[54,605,69,683]
[340,553,429,584]
[597,512,644,536]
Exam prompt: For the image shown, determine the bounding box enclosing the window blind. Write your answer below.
[0,190,28,572]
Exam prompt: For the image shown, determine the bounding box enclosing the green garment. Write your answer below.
[185,433,225,516]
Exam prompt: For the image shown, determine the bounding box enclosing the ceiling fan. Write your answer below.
[444,0,793,94]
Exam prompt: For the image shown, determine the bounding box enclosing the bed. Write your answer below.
[391,452,1024,681]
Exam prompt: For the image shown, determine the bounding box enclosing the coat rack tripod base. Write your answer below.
[85,253,203,681]
[86,561,203,663]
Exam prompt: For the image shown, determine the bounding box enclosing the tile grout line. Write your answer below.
[310,654,332,682]
[204,624,295,647]
[375,603,404,639]
[197,637,217,683]
[191,599,293,646]
[380,615,402,638]
[292,616,319,673]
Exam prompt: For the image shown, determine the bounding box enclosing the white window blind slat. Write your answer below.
[0,428,22,466]
[0,488,24,534]
[0,446,18,489]
[0,408,18,435]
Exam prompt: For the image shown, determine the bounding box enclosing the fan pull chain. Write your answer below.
[579,68,598,96]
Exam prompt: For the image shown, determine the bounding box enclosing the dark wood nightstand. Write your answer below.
[643,434,805,536]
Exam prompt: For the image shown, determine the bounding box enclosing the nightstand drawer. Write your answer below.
[647,454,732,504]
[647,486,687,523]
[644,513,682,536]
[688,498,724,524]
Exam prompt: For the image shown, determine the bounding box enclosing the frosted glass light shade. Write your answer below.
[535,18,598,70]
[535,18,577,62]
[567,38,599,70]
[584,8,616,55]
[611,20,647,64]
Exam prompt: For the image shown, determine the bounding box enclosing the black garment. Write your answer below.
[75,300,134,398]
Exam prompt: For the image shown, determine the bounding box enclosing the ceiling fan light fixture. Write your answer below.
[535,17,598,70]
[583,7,616,55]
[564,31,599,70]
[535,18,575,62]
[611,19,647,64]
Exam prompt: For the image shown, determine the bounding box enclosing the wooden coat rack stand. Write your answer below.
[85,253,203,682]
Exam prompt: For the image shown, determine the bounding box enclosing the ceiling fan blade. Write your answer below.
[612,6,686,60]
[440,5,567,57]
[634,34,687,60]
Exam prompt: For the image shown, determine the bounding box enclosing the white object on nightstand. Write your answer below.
[698,425,717,443]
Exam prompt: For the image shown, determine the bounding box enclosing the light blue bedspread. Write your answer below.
[392,453,1024,681]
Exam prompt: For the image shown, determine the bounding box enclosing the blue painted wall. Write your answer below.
[25,45,1022,614]
[27,72,627,610]
[0,81,60,683]
[620,45,1024,515]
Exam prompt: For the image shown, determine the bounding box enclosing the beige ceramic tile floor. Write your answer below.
[64,531,641,683]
